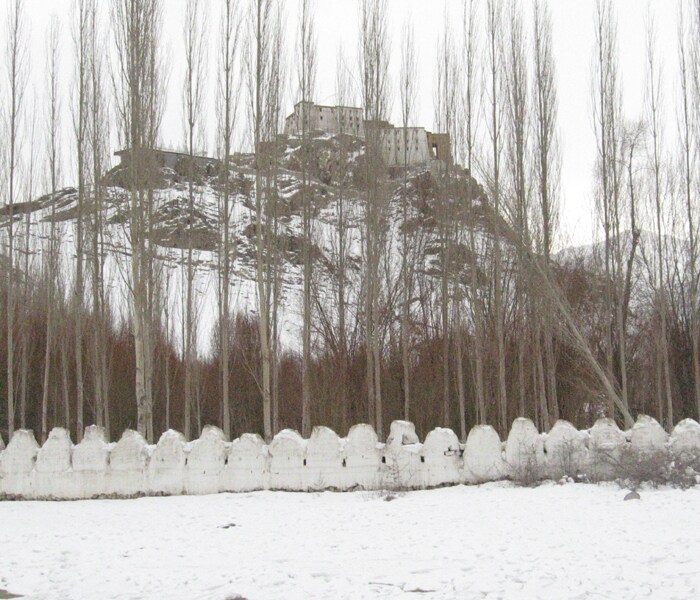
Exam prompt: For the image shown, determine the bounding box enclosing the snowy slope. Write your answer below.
[4,133,488,355]
[0,484,698,599]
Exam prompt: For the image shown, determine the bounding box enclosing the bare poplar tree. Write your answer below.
[533,0,560,429]
[297,0,317,437]
[399,19,416,423]
[41,16,61,442]
[436,14,459,430]
[246,0,278,440]
[593,0,615,408]
[359,0,390,437]
[73,0,91,441]
[60,286,71,431]
[266,8,285,434]
[144,28,164,446]
[461,0,486,425]
[679,1,700,420]
[593,0,629,420]
[182,0,207,440]
[113,0,163,442]
[88,0,110,435]
[485,0,508,435]
[4,0,28,439]
[19,104,38,430]
[333,48,354,433]
[163,268,173,431]
[504,0,530,421]
[217,0,241,440]
[645,14,674,428]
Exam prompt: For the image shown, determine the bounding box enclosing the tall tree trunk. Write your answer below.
[182,0,206,439]
[487,0,508,435]
[248,0,277,440]
[646,18,673,428]
[5,0,27,439]
[298,0,317,437]
[217,0,240,439]
[359,0,389,437]
[679,4,700,419]
[533,0,560,423]
[461,0,484,425]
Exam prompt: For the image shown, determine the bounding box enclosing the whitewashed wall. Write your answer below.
[0,416,698,500]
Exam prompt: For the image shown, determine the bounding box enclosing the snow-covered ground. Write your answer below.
[1,483,698,600]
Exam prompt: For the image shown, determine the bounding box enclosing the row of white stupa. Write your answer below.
[0,416,698,500]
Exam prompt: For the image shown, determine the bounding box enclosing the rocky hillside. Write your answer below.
[2,131,493,352]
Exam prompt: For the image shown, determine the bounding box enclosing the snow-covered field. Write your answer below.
[1,484,698,600]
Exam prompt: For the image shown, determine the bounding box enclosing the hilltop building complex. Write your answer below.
[285,101,450,168]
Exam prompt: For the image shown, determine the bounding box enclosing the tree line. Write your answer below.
[1,0,699,444]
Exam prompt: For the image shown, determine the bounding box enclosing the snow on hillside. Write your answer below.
[0,484,698,599]
[4,132,487,355]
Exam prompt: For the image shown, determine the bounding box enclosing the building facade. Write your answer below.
[284,101,451,168]
[115,148,216,172]
[376,124,431,167]
[426,133,451,164]
[285,101,365,138]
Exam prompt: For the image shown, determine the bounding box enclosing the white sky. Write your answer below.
[7,0,681,248]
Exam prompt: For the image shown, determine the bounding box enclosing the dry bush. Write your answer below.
[664,451,700,490]
[617,447,669,490]
[507,442,543,488]
[593,445,699,490]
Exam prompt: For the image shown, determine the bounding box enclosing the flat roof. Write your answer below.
[291,100,363,112]
[115,147,213,161]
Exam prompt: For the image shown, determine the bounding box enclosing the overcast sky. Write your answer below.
[9,0,681,248]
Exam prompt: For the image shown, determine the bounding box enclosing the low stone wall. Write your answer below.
[1,416,698,500]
